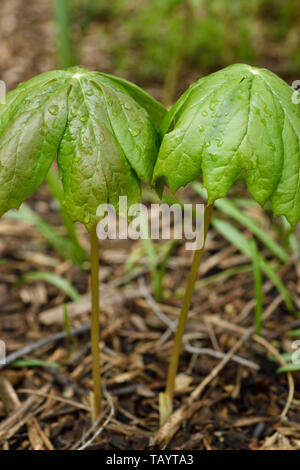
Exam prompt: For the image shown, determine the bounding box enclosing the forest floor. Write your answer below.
[0,184,299,450]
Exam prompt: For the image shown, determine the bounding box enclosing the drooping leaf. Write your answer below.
[153,64,300,227]
[0,66,166,230]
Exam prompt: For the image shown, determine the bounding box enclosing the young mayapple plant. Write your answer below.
[153,64,300,425]
[0,66,166,418]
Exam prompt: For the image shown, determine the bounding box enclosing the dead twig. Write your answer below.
[0,324,90,370]
[0,384,50,441]
[139,278,259,370]
[0,374,20,413]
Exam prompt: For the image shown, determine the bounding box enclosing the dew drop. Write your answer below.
[74,153,81,164]
[209,101,218,111]
[129,127,141,137]
[201,110,208,117]
[86,89,94,97]
[123,102,132,110]
[249,156,258,170]
[208,152,217,161]
[82,136,89,144]
[99,133,105,143]
[88,147,93,155]
[80,115,87,123]
[199,126,204,133]
[48,105,59,116]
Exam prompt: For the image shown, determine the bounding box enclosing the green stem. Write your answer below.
[90,225,102,418]
[160,204,214,425]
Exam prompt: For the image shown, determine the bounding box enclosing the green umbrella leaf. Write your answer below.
[153,64,300,228]
[0,66,166,231]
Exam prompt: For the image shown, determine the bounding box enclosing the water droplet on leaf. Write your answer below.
[48,105,59,116]
[129,127,141,137]
[123,102,132,110]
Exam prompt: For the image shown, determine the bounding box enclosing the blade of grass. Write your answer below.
[63,303,76,348]
[277,363,300,373]
[11,359,59,369]
[250,239,263,334]
[19,271,80,301]
[212,218,294,312]
[156,240,178,302]
[287,329,300,338]
[140,213,160,300]
[193,182,289,263]
[46,168,89,264]
[174,264,253,297]
[6,203,88,267]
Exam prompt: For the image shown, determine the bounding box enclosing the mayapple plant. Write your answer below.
[0,66,166,418]
[153,64,300,425]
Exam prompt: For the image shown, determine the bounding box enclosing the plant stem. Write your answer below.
[90,225,102,418]
[160,204,214,425]
[53,0,73,68]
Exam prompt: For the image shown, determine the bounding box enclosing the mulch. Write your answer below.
[0,184,299,450]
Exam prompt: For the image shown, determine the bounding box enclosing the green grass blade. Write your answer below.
[287,329,300,337]
[212,218,294,312]
[6,204,88,267]
[250,239,263,334]
[46,169,89,264]
[139,214,161,300]
[193,182,289,263]
[277,363,300,373]
[156,240,178,302]
[19,271,80,301]
[63,303,75,348]
[11,359,59,369]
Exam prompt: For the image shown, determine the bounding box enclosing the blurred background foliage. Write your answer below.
[52,0,300,104]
